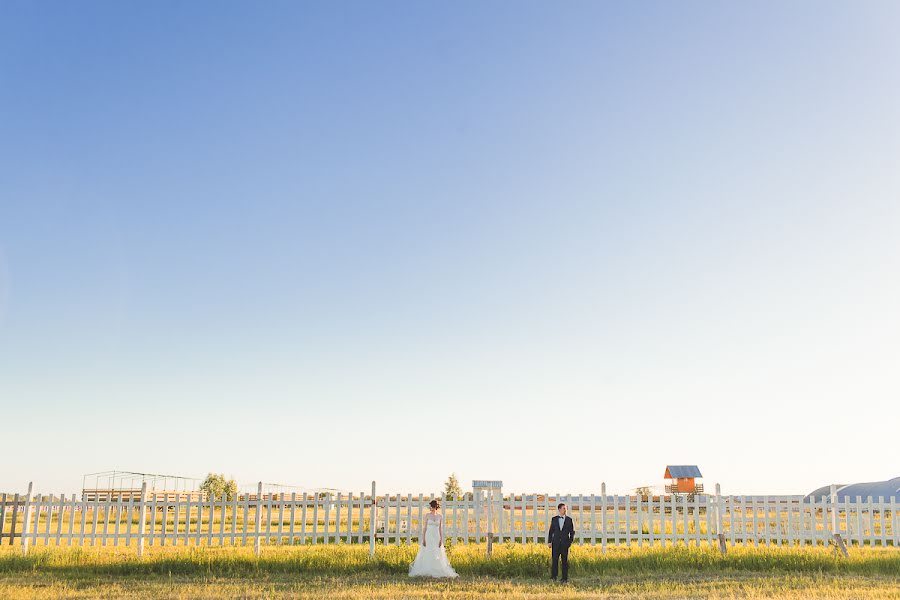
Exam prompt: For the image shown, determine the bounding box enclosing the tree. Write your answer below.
[200,473,237,501]
[635,486,652,500]
[444,473,463,500]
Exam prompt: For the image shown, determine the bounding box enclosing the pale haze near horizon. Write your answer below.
[1,1,899,496]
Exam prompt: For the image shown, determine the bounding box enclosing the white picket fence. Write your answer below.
[2,482,897,556]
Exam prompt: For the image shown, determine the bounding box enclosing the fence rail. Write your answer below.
[1,482,897,556]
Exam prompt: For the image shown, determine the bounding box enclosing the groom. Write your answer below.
[547,502,574,583]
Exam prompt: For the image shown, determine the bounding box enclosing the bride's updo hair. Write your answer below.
[429,499,440,510]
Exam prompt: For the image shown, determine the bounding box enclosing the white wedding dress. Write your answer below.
[408,512,458,578]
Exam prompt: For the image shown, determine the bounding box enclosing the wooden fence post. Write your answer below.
[21,482,33,556]
[9,493,20,547]
[831,484,849,557]
[715,483,727,555]
[137,482,147,557]
[255,482,263,558]
[600,482,606,554]
[0,493,6,546]
[369,481,376,558]
[486,490,493,558]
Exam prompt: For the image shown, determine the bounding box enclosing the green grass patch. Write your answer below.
[1,543,898,578]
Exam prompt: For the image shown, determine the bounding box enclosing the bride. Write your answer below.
[408,499,458,578]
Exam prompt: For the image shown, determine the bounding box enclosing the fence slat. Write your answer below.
[405,494,412,545]
[312,492,319,545]
[344,491,350,544]
[734,496,740,546]
[474,491,481,544]
[789,497,797,546]
[277,494,285,545]
[148,493,157,547]
[638,495,645,548]
[670,493,676,546]
[359,491,366,545]
[56,494,66,546]
[184,494,191,546]
[384,494,390,545]
[395,493,401,546]
[78,494,87,547]
[369,484,376,556]
[866,496,874,546]
[90,493,99,547]
[289,493,296,545]
[254,483,263,556]
[241,493,248,547]
[101,495,111,547]
[124,493,133,548]
[891,496,900,548]
[301,493,308,545]
[9,493,19,547]
[334,492,350,544]
[599,486,606,551]
[842,495,851,546]
[265,492,273,547]
[522,493,527,543]
[68,494,77,545]
[327,492,334,545]
[194,494,202,546]
[779,497,787,545]
[29,491,40,551]
[137,484,147,556]
[112,493,122,547]
[693,495,701,548]
[812,497,825,546]
[21,484,34,555]
[625,495,631,547]
[227,494,235,546]
[359,491,366,544]
[219,494,228,546]
[416,493,423,545]
[206,493,214,546]
[892,497,898,548]
[0,493,6,544]
[173,495,181,547]
[42,494,53,546]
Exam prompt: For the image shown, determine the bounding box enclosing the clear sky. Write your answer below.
[1,1,898,496]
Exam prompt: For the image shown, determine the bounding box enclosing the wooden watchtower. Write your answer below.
[664,465,703,494]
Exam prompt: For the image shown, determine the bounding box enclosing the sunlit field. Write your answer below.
[2,543,899,599]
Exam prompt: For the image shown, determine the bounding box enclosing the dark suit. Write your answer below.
[547,514,574,581]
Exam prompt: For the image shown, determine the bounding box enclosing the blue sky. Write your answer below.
[1,1,899,495]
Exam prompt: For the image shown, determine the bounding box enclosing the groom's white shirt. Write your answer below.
[557,515,565,529]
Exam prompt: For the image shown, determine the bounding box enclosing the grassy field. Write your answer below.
[1,543,899,599]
